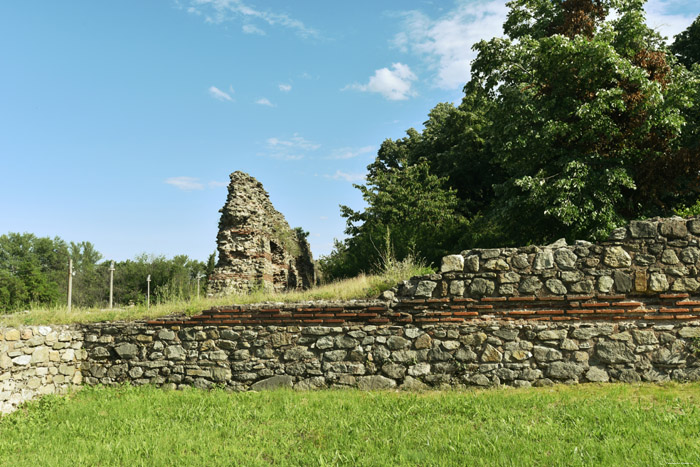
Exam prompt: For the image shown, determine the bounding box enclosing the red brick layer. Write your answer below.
[146,293,700,327]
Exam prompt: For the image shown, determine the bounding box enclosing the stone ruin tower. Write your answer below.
[208,171,316,295]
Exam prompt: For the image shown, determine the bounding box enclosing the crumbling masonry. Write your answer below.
[208,171,315,294]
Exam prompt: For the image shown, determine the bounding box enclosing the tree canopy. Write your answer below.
[321,0,700,280]
[671,14,700,69]
[0,232,214,312]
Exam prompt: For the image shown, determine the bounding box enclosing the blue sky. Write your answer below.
[1,0,698,263]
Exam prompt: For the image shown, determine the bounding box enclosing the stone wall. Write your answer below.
[74,320,700,390]
[209,171,315,295]
[4,215,700,414]
[2,316,699,413]
[396,216,700,301]
[0,326,84,414]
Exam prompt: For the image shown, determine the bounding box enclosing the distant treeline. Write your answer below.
[320,3,700,280]
[0,232,215,312]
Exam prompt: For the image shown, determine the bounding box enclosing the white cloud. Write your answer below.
[267,134,320,150]
[327,145,376,160]
[325,170,366,183]
[644,0,697,42]
[255,97,274,107]
[242,23,265,35]
[278,83,292,92]
[343,63,417,100]
[183,0,318,38]
[208,85,233,101]
[165,177,205,191]
[393,0,696,90]
[392,1,508,90]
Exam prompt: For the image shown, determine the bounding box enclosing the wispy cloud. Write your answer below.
[267,134,320,150]
[325,170,366,183]
[644,0,697,42]
[165,177,228,190]
[209,85,233,101]
[260,133,320,160]
[278,83,292,92]
[242,23,265,35]
[392,1,508,90]
[165,177,205,191]
[255,97,274,107]
[343,63,417,100]
[182,0,319,39]
[327,145,376,160]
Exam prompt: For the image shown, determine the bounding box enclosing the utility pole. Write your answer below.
[196,273,204,300]
[109,261,115,309]
[67,259,73,312]
[146,274,151,309]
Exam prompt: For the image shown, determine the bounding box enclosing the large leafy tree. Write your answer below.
[470,0,700,243]
[324,0,700,279]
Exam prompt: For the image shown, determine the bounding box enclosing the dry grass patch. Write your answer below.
[0,262,430,327]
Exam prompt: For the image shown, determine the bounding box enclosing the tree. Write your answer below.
[469,0,700,243]
[671,14,700,69]
[111,254,209,305]
[69,241,106,307]
[0,233,69,310]
[329,160,467,278]
[325,0,700,279]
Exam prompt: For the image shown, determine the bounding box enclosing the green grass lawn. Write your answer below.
[1,383,699,466]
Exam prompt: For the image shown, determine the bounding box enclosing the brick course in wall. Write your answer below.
[145,294,700,327]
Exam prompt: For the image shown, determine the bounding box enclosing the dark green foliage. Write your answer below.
[0,233,69,310]
[322,160,468,279]
[671,14,700,68]
[0,232,209,312]
[67,241,105,307]
[206,251,217,276]
[471,0,699,243]
[110,254,208,306]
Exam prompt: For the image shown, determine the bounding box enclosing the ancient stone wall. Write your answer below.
[73,320,700,390]
[209,171,315,295]
[396,216,700,301]
[2,312,699,413]
[3,216,700,414]
[0,326,84,414]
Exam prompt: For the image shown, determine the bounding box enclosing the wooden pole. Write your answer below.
[67,259,73,312]
[147,274,151,309]
[109,261,115,309]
